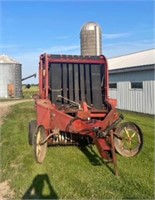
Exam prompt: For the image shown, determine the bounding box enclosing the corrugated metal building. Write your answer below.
[108,49,155,115]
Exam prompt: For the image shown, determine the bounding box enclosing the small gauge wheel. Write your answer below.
[34,125,47,163]
[114,122,143,157]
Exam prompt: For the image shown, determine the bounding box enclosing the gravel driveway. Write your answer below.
[0,99,33,199]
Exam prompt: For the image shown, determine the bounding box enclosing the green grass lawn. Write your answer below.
[22,85,39,99]
[0,102,154,199]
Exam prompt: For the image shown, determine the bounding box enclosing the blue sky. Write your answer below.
[0,0,155,83]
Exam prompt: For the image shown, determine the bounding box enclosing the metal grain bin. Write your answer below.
[80,22,102,56]
[0,55,22,98]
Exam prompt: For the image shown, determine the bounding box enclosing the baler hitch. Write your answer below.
[94,114,124,138]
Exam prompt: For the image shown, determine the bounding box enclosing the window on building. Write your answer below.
[131,82,143,89]
[109,83,117,89]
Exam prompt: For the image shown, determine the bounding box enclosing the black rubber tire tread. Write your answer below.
[114,122,143,157]
[28,120,37,145]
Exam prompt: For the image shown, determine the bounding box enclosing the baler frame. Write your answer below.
[29,53,143,176]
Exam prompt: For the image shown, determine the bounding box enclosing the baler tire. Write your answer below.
[28,120,37,145]
[114,122,143,157]
[34,125,47,164]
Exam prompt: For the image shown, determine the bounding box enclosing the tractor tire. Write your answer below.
[114,122,143,157]
[34,125,47,164]
[28,120,37,145]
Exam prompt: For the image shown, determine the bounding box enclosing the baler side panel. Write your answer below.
[36,104,51,129]
[74,64,79,102]
[91,64,103,109]
[62,64,68,103]
[50,63,62,104]
[68,64,74,101]
[85,64,91,105]
[79,64,85,102]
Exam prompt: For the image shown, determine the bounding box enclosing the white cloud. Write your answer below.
[12,44,80,84]
[0,44,20,49]
[103,32,131,39]
[104,39,155,58]
[2,38,155,83]
[44,45,80,54]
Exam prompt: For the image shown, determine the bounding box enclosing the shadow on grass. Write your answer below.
[80,145,103,165]
[22,174,58,199]
[80,145,116,175]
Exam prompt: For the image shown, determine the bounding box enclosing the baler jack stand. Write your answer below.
[110,131,118,177]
